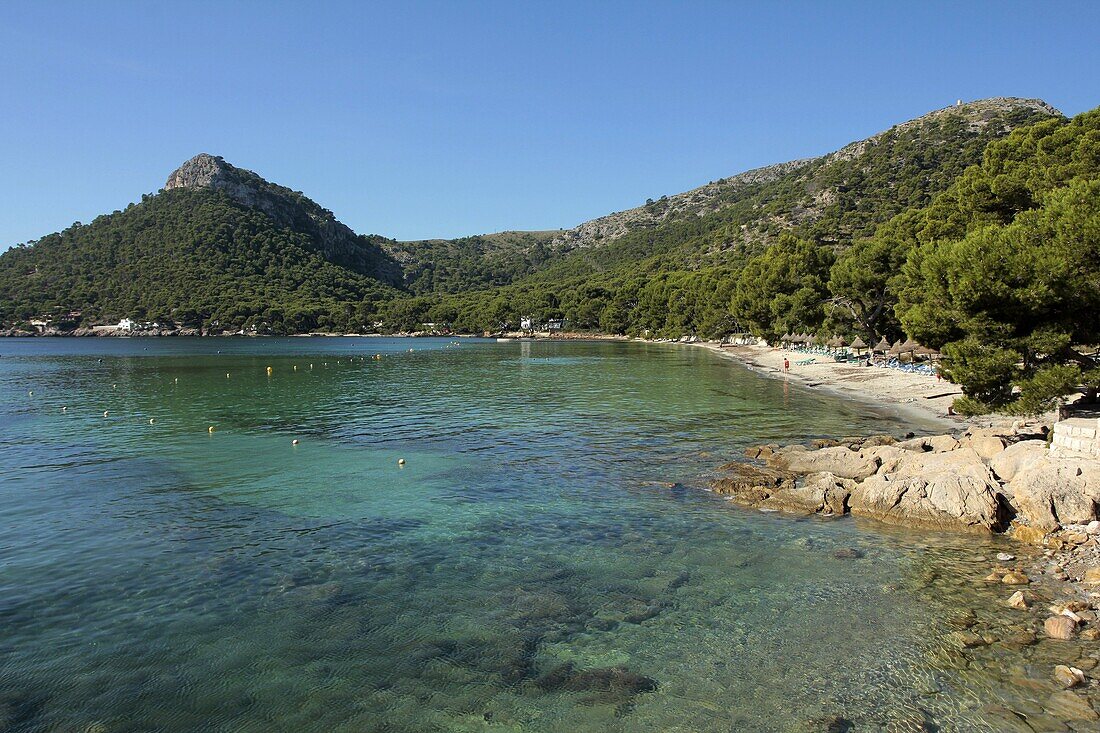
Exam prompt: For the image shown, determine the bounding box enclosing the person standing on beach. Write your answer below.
[783,357,790,373]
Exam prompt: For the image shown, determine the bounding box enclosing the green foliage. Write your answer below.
[0,189,398,333]
[939,339,1020,404]
[826,209,924,341]
[399,104,1052,339]
[0,100,1070,355]
[896,108,1100,411]
[385,232,558,294]
[952,395,995,417]
[1012,364,1084,415]
[730,234,834,339]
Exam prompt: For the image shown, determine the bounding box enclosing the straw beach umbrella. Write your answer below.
[850,336,867,354]
[888,340,904,356]
[914,344,938,359]
[873,336,891,353]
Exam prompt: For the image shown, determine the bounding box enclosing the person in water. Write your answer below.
[783,357,790,372]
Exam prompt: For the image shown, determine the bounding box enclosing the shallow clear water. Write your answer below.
[0,338,1059,731]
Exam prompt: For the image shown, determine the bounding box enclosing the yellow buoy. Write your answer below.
[208,425,215,433]
[266,366,273,375]
[398,458,406,466]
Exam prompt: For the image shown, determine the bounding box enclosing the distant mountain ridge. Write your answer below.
[548,97,1061,253]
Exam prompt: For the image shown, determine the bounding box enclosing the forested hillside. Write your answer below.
[384,231,558,294]
[383,99,1064,336]
[0,97,1073,347]
[0,189,398,332]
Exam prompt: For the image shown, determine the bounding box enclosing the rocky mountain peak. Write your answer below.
[164,153,237,191]
[160,153,403,286]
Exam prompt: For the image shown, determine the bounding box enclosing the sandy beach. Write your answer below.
[695,341,967,427]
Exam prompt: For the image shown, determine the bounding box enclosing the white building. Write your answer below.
[117,318,135,332]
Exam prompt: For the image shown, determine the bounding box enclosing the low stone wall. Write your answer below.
[1052,418,1100,457]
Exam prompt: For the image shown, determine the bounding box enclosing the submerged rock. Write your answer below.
[975,704,1041,732]
[1044,691,1099,721]
[797,714,854,732]
[1001,629,1037,648]
[711,463,794,502]
[953,630,987,648]
[535,664,658,704]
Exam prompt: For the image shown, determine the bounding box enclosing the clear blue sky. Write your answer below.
[1,1,1097,248]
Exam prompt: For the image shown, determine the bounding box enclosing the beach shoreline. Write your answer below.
[690,340,968,429]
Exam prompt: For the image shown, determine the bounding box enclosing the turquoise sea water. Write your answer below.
[0,338,1038,731]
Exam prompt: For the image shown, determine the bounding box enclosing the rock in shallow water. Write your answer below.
[767,445,880,481]
[535,664,658,704]
[847,461,1004,533]
[1044,690,1099,721]
[1044,615,1078,640]
[1052,664,1085,689]
[975,704,1043,732]
[797,715,854,733]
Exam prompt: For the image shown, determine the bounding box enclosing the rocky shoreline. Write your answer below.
[0,327,205,337]
[711,423,1100,726]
